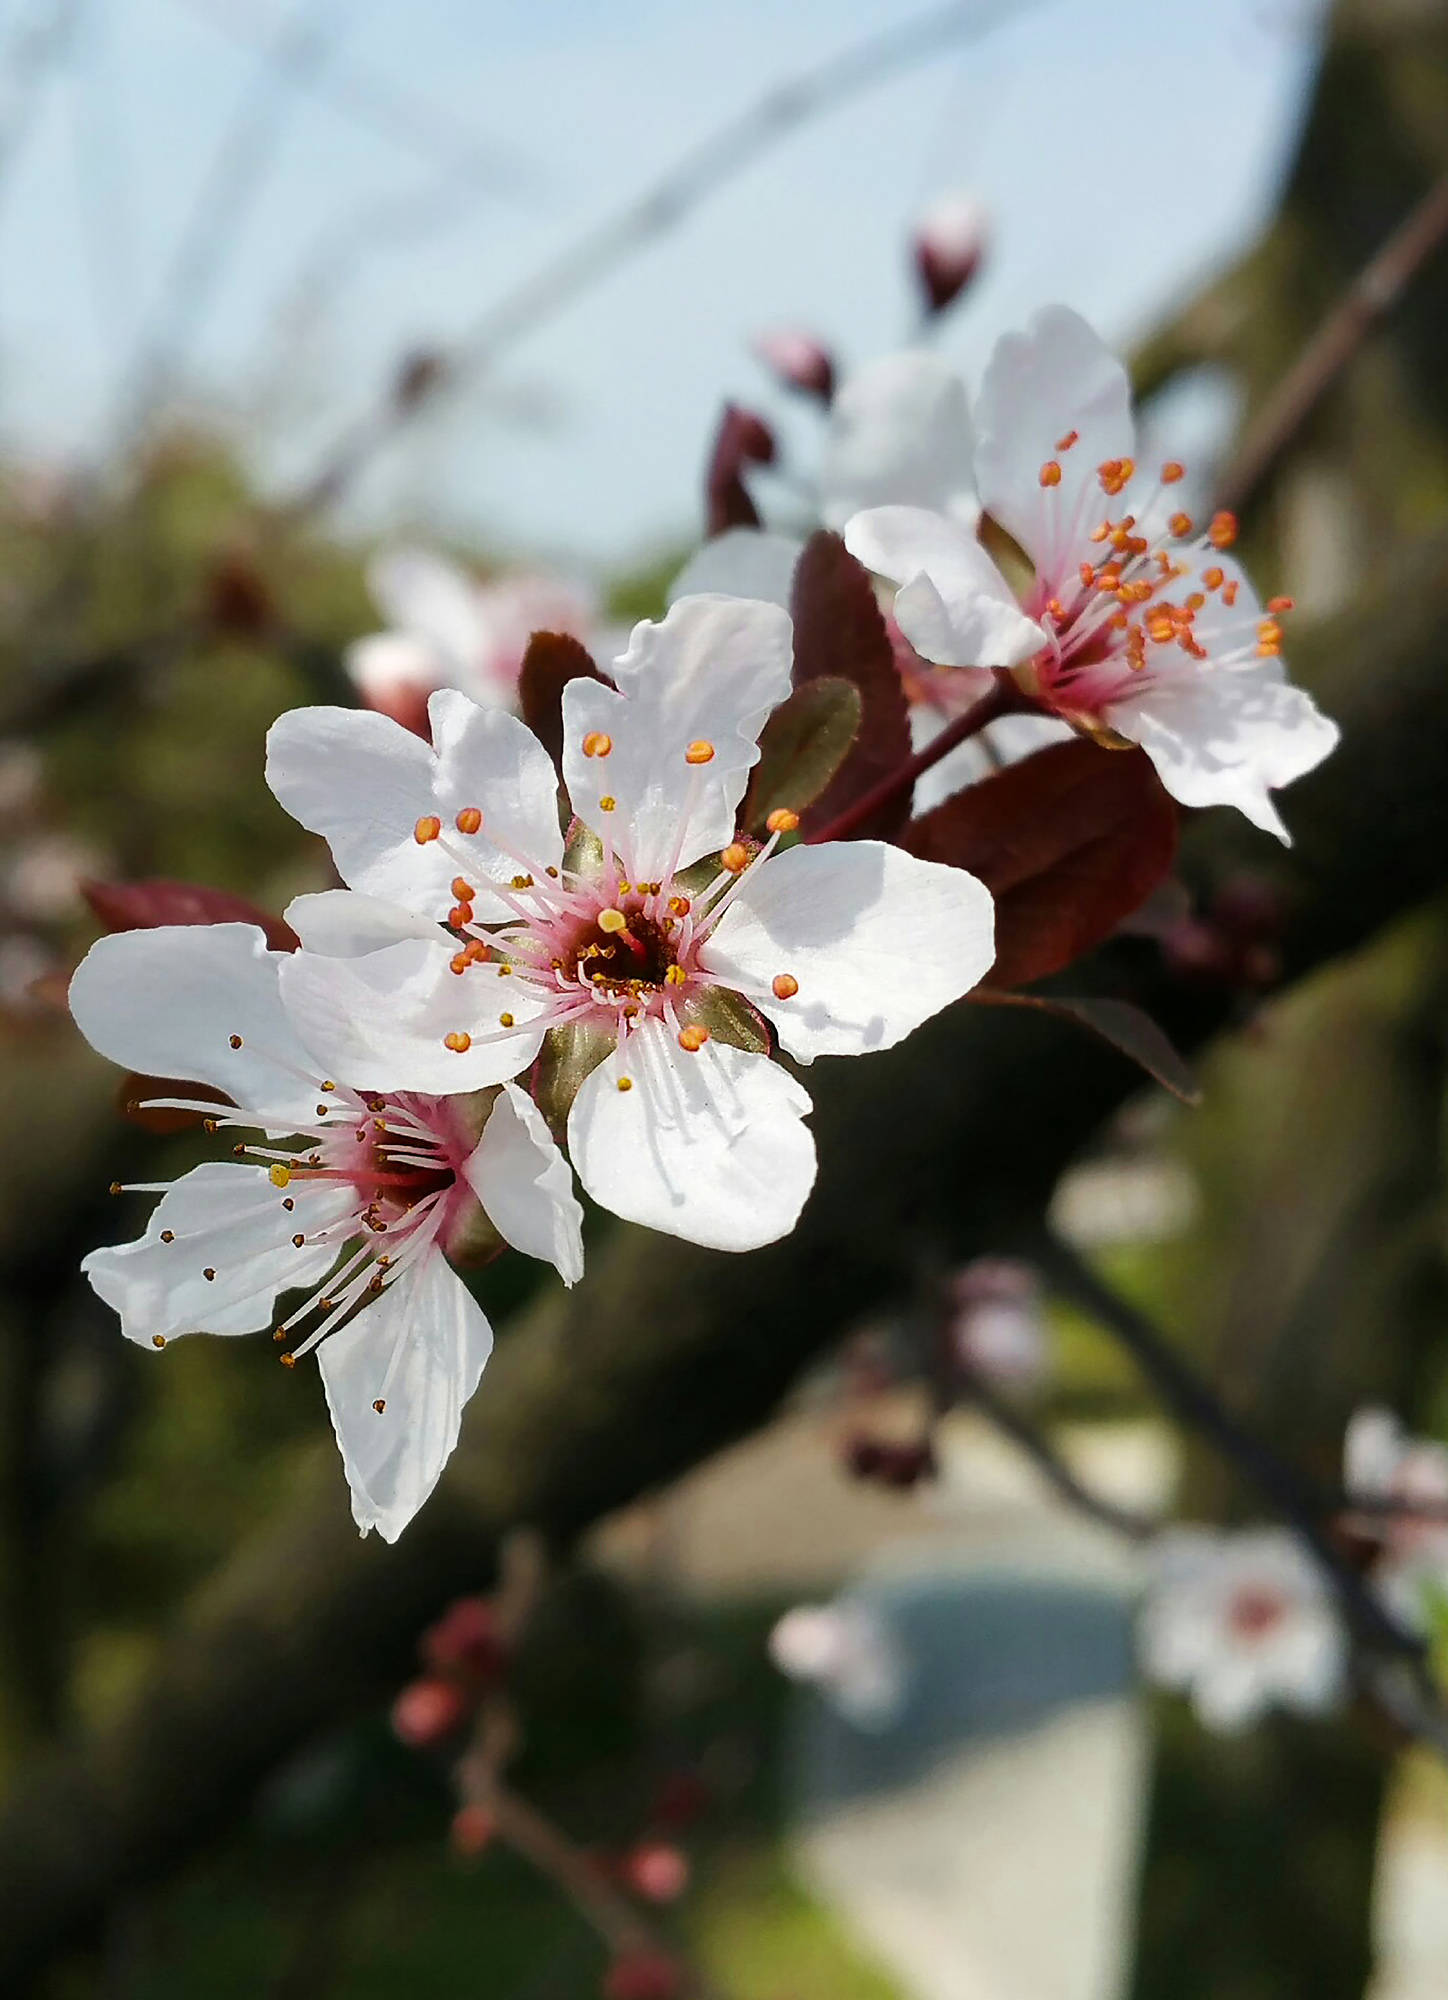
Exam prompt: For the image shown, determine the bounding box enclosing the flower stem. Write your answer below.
[807,674,1021,845]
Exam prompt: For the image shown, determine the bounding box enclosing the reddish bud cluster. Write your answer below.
[618,1842,690,1904]
[390,1595,510,1752]
[842,1433,937,1490]
[603,1952,686,2000]
[450,1803,498,1856]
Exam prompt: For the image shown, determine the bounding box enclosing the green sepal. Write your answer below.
[743,675,862,834]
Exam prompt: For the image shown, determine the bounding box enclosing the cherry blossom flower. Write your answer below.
[69,922,583,1542]
[1139,1526,1346,1731]
[948,1256,1050,1393]
[347,548,598,733]
[1343,1406,1448,1629]
[266,594,995,1252]
[768,1598,907,1730]
[845,306,1339,841]
[911,189,989,315]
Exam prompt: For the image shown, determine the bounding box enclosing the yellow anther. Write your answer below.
[279,1351,297,1369]
[443,1031,472,1053]
[685,739,716,765]
[664,964,687,987]
[582,731,613,758]
[414,815,442,844]
[617,1076,633,1093]
[152,1334,167,1348]
[772,973,799,1000]
[765,808,800,834]
[269,1163,291,1189]
[598,907,629,934]
[499,1012,515,1028]
[599,795,617,812]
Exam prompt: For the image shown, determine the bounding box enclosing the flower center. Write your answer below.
[1226,1585,1288,1641]
[566,902,678,996]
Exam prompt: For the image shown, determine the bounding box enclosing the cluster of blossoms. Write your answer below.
[70,302,1340,1548]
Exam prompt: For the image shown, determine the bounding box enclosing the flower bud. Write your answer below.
[912,191,988,316]
[390,1675,470,1749]
[750,326,835,404]
[704,402,777,536]
[421,1595,509,1688]
[621,1842,689,1903]
[450,1803,497,1856]
[603,1953,686,2000]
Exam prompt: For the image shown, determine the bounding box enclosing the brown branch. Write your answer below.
[1216,168,1448,516]
[1,523,1448,1983]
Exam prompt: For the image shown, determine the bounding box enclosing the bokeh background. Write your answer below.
[4,0,1448,1995]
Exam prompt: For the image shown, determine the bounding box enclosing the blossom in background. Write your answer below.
[267,594,995,1252]
[769,1598,907,1730]
[912,189,989,316]
[846,305,1339,840]
[69,922,583,1541]
[948,1256,1050,1393]
[346,547,598,733]
[750,325,836,405]
[1139,1526,1346,1731]
[1343,1406,1448,1629]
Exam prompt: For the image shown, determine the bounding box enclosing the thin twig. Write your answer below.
[1216,168,1448,515]
[293,0,1041,511]
[958,1368,1158,1542]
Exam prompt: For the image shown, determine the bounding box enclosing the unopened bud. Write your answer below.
[621,1842,690,1903]
[421,1596,508,1688]
[704,402,777,536]
[751,326,835,404]
[450,1803,497,1856]
[603,1952,686,2000]
[912,191,988,316]
[389,1675,470,1749]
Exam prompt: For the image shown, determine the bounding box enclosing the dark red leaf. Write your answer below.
[904,739,1178,987]
[971,989,1200,1104]
[517,630,606,773]
[81,878,299,952]
[791,531,913,842]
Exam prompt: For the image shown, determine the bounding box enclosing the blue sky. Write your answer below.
[0,0,1325,569]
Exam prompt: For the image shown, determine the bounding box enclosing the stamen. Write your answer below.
[270,1163,291,1188]
[685,740,716,765]
[617,1076,633,1092]
[678,1025,708,1052]
[228,1033,243,1049]
[152,1334,166,1348]
[720,843,749,874]
[599,795,617,813]
[455,806,483,834]
[414,815,442,844]
[1039,460,1062,487]
[443,1032,472,1053]
[1209,511,1238,549]
[1056,429,1079,452]
[772,973,799,999]
[582,732,612,758]
[1161,460,1186,483]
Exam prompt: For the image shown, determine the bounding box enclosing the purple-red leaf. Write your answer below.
[791,531,913,842]
[518,629,607,774]
[904,739,1178,988]
[705,403,776,534]
[972,989,1200,1104]
[81,878,299,953]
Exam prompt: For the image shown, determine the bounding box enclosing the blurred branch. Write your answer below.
[1215,168,1448,515]
[956,1368,1157,1543]
[292,0,1039,511]
[0,0,87,208]
[2,519,1448,1980]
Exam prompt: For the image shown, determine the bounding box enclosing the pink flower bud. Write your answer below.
[751,327,835,404]
[421,1596,508,1688]
[603,1952,686,2000]
[622,1842,690,1903]
[389,1675,470,1749]
[450,1803,497,1855]
[913,191,988,315]
[704,402,777,536]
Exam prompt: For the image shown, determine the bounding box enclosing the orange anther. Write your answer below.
[678,1025,709,1052]
[1185,592,1205,613]
[1268,595,1295,614]
[1079,562,1097,587]
[1039,460,1062,487]
[1056,429,1079,452]
[465,939,491,963]
[583,731,613,758]
[1169,512,1194,538]
[414,815,442,844]
[451,876,475,901]
[1222,580,1239,607]
[448,903,473,929]
[771,973,799,1000]
[685,739,716,765]
[720,843,749,873]
[1208,510,1238,549]
[450,952,470,976]
[1203,566,1225,591]
[279,1351,296,1369]
[1161,460,1186,483]
[668,895,691,916]
[1257,619,1283,647]
[455,806,483,834]
[765,808,800,834]
[443,1031,472,1053]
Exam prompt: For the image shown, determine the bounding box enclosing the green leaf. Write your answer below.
[743,677,862,834]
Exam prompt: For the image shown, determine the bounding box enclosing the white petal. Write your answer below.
[567,1023,816,1251]
[844,506,1044,668]
[68,924,320,1123]
[701,840,994,1062]
[345,631,445,703]
[83,1163,352,1344]
[279,939,548,1094]
[463,1083,585,1285]
[1113,671,1338,843]
[368,548,486,672]
[668,529,803,609]
[266,697,563,920]
[318,1253,494,1542]
[819,350,976,529]
[562,595,792,882]
[285,890,444,958]
[974,306,1135,580]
